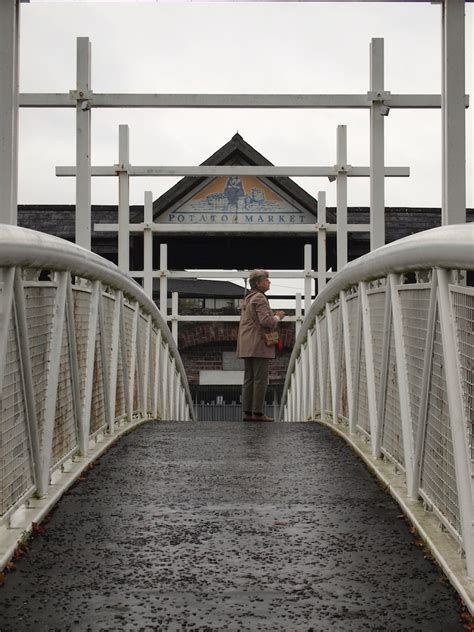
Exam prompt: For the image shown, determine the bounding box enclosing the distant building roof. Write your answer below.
[165,279,244,298]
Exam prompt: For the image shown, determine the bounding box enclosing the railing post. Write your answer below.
[389,273,416,494]
[307,328,316,419]
[360,282,378,452]
[374,278,392,459]
[80,280,100,454]
[350,291,362,435]
[128,301,139,415]
[119,300,132,423]
[66,279,85,448]
[39,271,68,495]
[161,342,169,419]
[143,314,152,417]
[97,288,112,433]
[315,315,326,419]
[437,268,474,578]
[326,303,338,421]
[340,290,354,426]
[412,273,438,499]
[12,268,42,490]
[154,328,162,419]
[108,290,121,431]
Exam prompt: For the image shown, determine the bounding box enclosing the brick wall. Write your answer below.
[179,322,295,386]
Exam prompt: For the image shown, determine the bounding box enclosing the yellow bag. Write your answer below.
[263,331,280,346]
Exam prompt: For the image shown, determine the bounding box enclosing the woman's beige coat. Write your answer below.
[236,289,279,359]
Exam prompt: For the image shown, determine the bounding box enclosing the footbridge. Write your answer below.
[0,223,473,629]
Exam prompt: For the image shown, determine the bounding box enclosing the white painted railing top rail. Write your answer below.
[0,224,194,531]
[279,224,474,598]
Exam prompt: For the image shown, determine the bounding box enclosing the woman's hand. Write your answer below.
[275,310,286,320]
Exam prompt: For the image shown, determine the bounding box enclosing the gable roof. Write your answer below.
[165,279,244,298]
[152,133,332,221]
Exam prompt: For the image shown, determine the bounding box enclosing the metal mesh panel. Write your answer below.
[115,340,125,419]
[450,287,474,463]
[72,288,92,412]
[51,313,76,468]
[339,343,349,422]
[420,310,461,537]
[133,362,140,412]
[0,306,34,517]
[346,293,360,416]
[356,325,370,435]
[318,315,329,417]
[101,292,115,369]
[367,289,386,401]
[310,329,320,418]
[90,323,106,435]
[329,304,342,421]
[399,286,431,443]
[137,314,148,412]
[25,285,56,446]
[123,303,135,407]
[381,322,404,469]
[148,330,157,414]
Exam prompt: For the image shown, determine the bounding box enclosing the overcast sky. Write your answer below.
[19,1,473,213]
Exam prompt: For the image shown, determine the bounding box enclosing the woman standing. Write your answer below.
[237,270,285,422]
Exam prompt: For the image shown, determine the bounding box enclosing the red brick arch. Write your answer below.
[178,322,294,351]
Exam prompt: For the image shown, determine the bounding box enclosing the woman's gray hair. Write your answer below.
[248,269,269,289]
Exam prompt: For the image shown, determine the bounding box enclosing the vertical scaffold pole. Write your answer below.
[76,37,92,250]
[160,244,168,317]
[143,191,153,299]
[370,38,385,251]
[441,0,466,225]
[118,124,130,271]
[304,244,312,315]
[171,292,178,342]
[0,0,19,225]
[336,125,348,270]
[317,191,327,294]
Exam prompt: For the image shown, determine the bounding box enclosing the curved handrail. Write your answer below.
[281,224,474,408]
[0,224,195,417]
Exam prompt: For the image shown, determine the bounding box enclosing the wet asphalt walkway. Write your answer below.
[0,421,467,631]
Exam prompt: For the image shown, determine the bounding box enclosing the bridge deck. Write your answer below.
[0,421,466,631]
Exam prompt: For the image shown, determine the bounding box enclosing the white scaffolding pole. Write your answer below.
[0,0,19,225]
[143,190,153,299]
[75,37,92,250]
[336,125,348,270]
[118,124,130,271]
[317,191,327,294]
[160,244,168,317]
[442,0,466,225]
[304,244,313,314]
[370,38,386,251]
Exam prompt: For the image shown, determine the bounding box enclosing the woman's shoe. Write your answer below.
[252,414,274,422]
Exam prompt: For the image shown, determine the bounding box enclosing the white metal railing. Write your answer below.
[280,225,474,591]
[0,224,194,529]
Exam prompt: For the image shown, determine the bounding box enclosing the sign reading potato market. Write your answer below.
[161,176,315,225]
